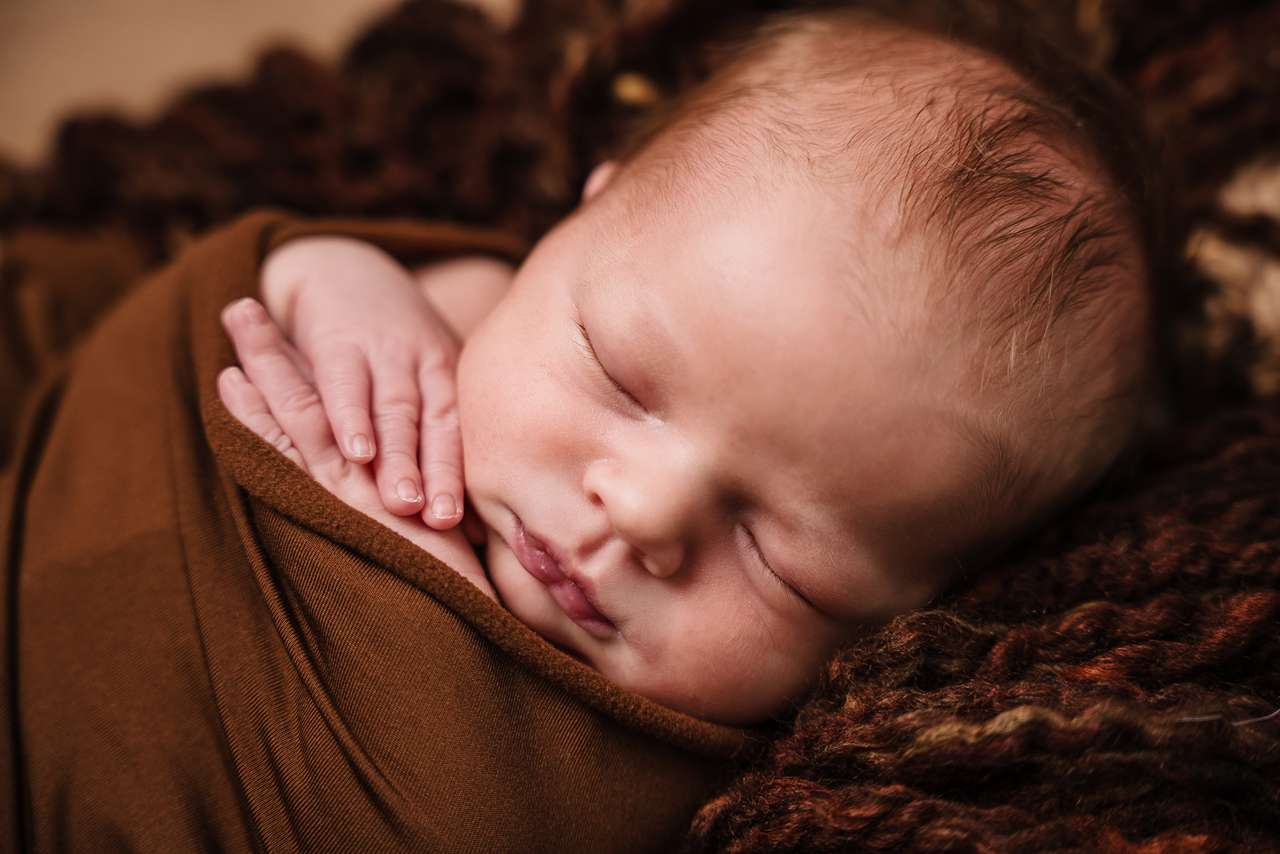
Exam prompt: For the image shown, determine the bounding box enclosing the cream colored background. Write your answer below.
[0,0,517,165]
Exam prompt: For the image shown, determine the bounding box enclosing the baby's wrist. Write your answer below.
[414,255,515,342]
[260,235,418,337]
[259,237,334,336]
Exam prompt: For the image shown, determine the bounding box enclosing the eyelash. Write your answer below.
[742,525,810,607]
[576,319,643,409]
[742,527,788,594]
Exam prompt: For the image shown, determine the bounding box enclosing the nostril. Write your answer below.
[582,461,611,509]
[640,543,683,578]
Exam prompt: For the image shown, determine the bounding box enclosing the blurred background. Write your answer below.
[0,0,516,164]
[1,0,1276,418]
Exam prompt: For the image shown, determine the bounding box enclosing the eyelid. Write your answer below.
[575,319,644,409]
[742,525,814,609]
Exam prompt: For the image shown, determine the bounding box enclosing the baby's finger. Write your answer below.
[220,298,338,463]
[217,367,308,472]
[312,345,377,464]
[418,363,465,530]
[282,340,316,386]
[370,367,426,516]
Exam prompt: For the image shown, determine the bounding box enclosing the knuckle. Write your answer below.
[426,459,463,483]
[327,394,368,409]
[263,426,293,456]
[330,400,372,425]
[373,399,420,429]
[424,404,460,431]
[417,346,457,374]
[277,385,321,416]
[323,375,370,400]
[379,448,419,470]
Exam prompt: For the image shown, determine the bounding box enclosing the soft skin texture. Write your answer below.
[457,159,978,726]
[260,237,515,530]
[229,152,978,726]
[219,298,493,595]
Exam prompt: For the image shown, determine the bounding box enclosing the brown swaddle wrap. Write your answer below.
[0,210,755,852]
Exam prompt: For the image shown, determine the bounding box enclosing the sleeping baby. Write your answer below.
[219,9,1152,726]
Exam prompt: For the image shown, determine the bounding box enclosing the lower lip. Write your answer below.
[512,519,616,638]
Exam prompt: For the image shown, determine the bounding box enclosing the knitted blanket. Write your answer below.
[1,0,1277,850]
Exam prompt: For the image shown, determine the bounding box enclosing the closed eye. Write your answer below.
[575,319,643,409]
[742,525,814,609]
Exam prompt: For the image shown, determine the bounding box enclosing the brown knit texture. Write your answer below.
[2,0,1278,851]
[685,404,1280,852]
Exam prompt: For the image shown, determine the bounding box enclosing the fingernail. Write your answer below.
[351,434,372,459]
[397,479,422,504]
[239,298,266,324]
[431,493,458,521]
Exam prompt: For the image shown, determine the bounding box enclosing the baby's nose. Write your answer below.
[583,454,704,576]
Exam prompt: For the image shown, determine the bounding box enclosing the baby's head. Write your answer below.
[456,10,1151,725]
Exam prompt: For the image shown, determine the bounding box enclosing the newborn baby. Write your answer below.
[220,10,1150,726]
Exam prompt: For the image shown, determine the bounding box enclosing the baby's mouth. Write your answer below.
[512,519,616,638]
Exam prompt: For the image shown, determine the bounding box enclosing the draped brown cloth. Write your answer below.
[0,210,755,852]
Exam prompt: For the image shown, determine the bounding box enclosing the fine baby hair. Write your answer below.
[609,8,1158,563]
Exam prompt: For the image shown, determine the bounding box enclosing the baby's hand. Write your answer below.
[218,298,495,599]
[261,236,464,529]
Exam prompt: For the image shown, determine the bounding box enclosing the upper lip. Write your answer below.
[512,518,617,638]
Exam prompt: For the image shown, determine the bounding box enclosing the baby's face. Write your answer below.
[456,159,978,725]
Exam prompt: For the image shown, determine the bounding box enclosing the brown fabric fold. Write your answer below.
[2,210,756,853]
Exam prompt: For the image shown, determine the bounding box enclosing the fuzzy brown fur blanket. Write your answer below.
[2,0,1280,851]
[0,210,751,852]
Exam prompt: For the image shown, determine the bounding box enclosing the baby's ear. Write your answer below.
[582,161,619,203]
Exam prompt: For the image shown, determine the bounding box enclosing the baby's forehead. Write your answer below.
[612,32,1028,254]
